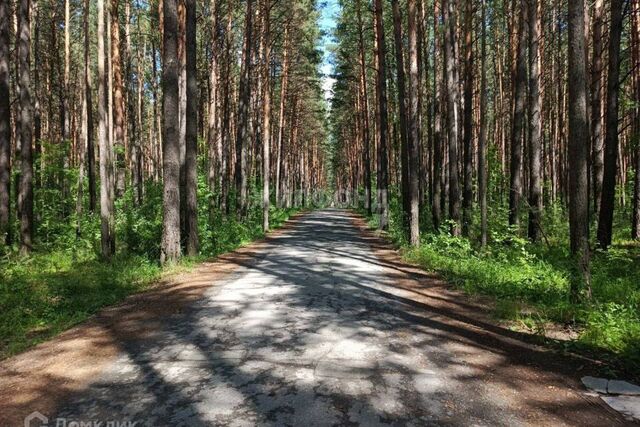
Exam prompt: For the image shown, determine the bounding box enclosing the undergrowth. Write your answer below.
[0,176,301,359]
[361,196,640,377]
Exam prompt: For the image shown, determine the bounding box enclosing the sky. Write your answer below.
[318,0,340,102]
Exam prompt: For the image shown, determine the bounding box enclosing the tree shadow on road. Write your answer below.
[5,210,629,426]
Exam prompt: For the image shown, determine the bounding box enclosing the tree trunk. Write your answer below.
[208,0,218,213]
[443,0,460,235]
[391,0,410,233]
[632,0,640,240]
[160,0,181,264]
[591,0,604,215]
[0,0,10,245]
[235,0,253,218]
[356,0,371,216]
[527,0,542,242]
[374,0,389,231]
[431,0,442,232]
[98,0,115,259]
[261,0,271,232]
[184,0,198,256]
[275,25,289,209]
[407,0,420,246]
[63,0,70,142]
[85,0,96,213]
[568,0,591,299]
[596,0,623,249]
[478,0,488,247]
[461,0,473,236]
[509,2,527,228]
[111,0,126,196]
[18,0,34,255]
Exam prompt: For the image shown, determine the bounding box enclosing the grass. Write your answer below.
[362,204,640,378]
[0,205,301,359]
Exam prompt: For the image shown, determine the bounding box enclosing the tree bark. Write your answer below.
[355,0,371,216]
[391,0,410,233]
[443,0,460,235]
[407,0,421,246]
[509,2,527,228]
[98,0,116,259]
[478,0,488,247]
[111,0,126,196]
[208,0,219,213]
[568,0,591,298]
[235,0,253,218]
[63,0,70,142]
[374,0,389,231]
[160,0,181,264]
[431,0,442,232]
[85,0,96,213]
[591,0,604,215]
[527,0,542,242]
[596,0,623,249]
[461,0,473,237]
[275,24,289,209]
[632,0,640,240]
[0,0,10,245]
[261,0,271,232]
[184,0,198,256]
[18,0,34,255]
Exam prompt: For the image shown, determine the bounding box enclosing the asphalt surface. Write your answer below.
[44,210,627,426]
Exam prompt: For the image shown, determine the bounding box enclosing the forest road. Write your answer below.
[2,209,632,426]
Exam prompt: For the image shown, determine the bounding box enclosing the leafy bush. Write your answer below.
[0,171,302,358]
[368,200,640,375]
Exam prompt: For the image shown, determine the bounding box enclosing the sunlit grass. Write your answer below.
[360,201,640,375]
[0,196,301,359]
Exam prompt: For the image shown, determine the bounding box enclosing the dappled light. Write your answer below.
[11,211,621,426]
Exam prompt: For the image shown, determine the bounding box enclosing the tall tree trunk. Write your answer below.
[431,0,442,232]
[407,0,420,246]
[32,0,40,192]
[443,0,460,235]
[568,0,591,298]
[178,0,186,234]
[110,0,126,196]
[63,0,70,142]
[527,0,542,242]
[208,0,218,213]
[275,25,289,208]
[98,0,115,259]
[374,0,389,231]
[356,0,371,216]
[160,0,181,264]
[509,2,527,228]
[632,0,640,240]
[84,0,96,213]
[235,0,252,218]
[591,0,604,215]
[461,0,473,236]
[0,0,10,246]
[18,0,34,255]
[261,0,271,232]
[478,0,488,247]
[184,0,198,256]
[596,0,623,249]
[391,0,410,232]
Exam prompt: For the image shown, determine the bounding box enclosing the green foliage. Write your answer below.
[0,251,163,358]
[0,167,301,359]
[368,199,640,376]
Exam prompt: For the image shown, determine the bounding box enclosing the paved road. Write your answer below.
[48,210,625,426]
